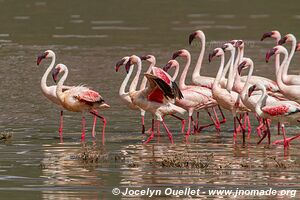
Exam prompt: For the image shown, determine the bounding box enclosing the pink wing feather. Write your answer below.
[152,67,171,85]
[77,90,101,103]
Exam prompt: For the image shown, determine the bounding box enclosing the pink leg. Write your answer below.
[256,117,264,138]
[171,114,186,134]
[186,116,192,137]
[161,120,174,144]
[91,113,97,138]
[272,124,299,148]
[233,117,237,143]
[245,113,251,139]
[198,110,217,132]
[90,111,107,145]
[157,120,160,137]
[236,115,246,144]
[217,105,227,124]
[143,121,155,144]
[59,110,63,138]
[81,116,86,141]
[212,107,221,131]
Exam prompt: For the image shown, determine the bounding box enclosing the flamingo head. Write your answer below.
[115,56,130,72]
[188,30,204,45]
[208,48,224,62]
[278,33,295,45]
[229,39,238,46]
[296,43,300,52]
[236,40,244,48]
[265,45,287,63]
[260,30,281,42]
[125,55,140,73]
[221,43,234,52]
[163,59,179,72]
[37,50,53,65]
[172,49,190,59]
[52,64,65,83]
[248,85,257,97]
[140,55,156,64]
[237,57,252,75]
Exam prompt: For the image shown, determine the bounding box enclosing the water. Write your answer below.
[0,0,300,199]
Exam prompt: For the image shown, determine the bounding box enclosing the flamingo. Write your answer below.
[140,55,186,133]
[277,33,300,85]
[189,30,227,128]
[248,83,300,148]
[37,50,96,139]
[297,42,300,51]
[266,45,300,103]
[125,55,185,144]
[170,49,222,137]
[52,63,110,143]
[209,47,251,143]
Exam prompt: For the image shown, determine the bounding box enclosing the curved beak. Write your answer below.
[238,61,247,75]
[125,58,132,73]
[188,32,197,45]
[163,62,172,72]
[260,32,273,41]
[265,49,276,63]
[115,58,126,72]
[278,36,287,45]
[221,44,228,51]
[52,68,60,83]
[172,51,181,59]
[37,53,47,65]
[139,55,148,61]
[248,85,256,97]
[208,50,217,63]
[236,40,243,48]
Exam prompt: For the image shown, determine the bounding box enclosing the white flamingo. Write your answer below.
[125,55,185,144]
[52,63,110,143]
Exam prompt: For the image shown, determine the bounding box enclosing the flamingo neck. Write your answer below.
[255,86,267,117]
[221,51,233,83]
[241,63,254,99]
[129,59,142,93]
[225,48,236,91]
[119,64,134,96]
[140,61,154,90]
[282,37,296,82]
[56,67,69,102]
[233,47,244,91]
[171,64,179,81]
[276,51,289,91]
[192,35,205,81]
[179,54,191,89]
[213,54,225,90]
[41,54,55,93]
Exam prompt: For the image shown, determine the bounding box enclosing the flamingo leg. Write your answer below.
[217,105,227,124]
[245,113,251,139]
[186,116,192,137]
[272,124,299,148]
[81,116,86,141]
[91,112,97,138]
[198,110,218,132]
[143,122,155,144]
[90,111,107,145]
[170,114,186,134]
[141,115,145,134]
[59,110,63,138]
[233,117,237,143]
[256,117,264,138]
[157,120,160,137]
[258,119,271,145]
[161,120,174,144]
[212,107,221,131]
[236,115,246,144]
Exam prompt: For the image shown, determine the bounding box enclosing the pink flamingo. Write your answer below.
[189,30,227,128]
[37,50,97,139]
[248,83,300,148]
[125,55,185,144]
[266,45,300,103]
[52,64,110,143]
[209,47,251,144]
[170,49,223,136]
[277,33,300,85]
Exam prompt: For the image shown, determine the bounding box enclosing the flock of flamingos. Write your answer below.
[37,30,300,149]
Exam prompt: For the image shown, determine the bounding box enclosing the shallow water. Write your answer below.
[0,0,300,199]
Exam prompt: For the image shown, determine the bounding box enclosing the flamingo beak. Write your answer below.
[51,67,60,83]
[37,52,48,65]
[248,85,256,97]
[265,49,276,63]
[172,51,181,59]
[295,43,300,52]
[163,62,172,72]
[278,36,287,45]
[221,44,228,51]
[125,59,132,74]
[139,55,149,61]
[115,58,126,72]
[238,61,247,75]
[260,32,273,41]
[188,32,197,45]
[208,50,217,62]
[236,40,243,48]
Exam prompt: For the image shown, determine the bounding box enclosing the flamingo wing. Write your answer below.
[70,86,103,103]
[152,67,171,85]
[262,104,300,116]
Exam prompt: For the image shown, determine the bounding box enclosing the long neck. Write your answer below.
[119,64,134,95]
[255,87,267,117]
[139,61,154,90]
[41,55,55,92]
[282,37,296,81]
[221,52,233,82]
[172,64,179,81]
[213,54,225,90]
[276,51,289,91]
[233,47,243,91]
[129,60,142,93]
[56,67,68,102]
[192,35,205,81]
[179,54,191,89]
[225,48,236,91]
[241,63,254,97]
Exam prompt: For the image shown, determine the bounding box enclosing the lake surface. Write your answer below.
[0,0,300,199]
